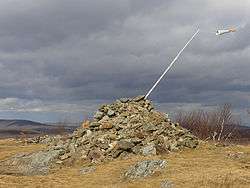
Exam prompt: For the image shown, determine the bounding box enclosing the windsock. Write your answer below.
[216,28,236,35]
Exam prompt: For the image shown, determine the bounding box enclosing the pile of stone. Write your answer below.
[49,95,198,163]
[22,135,63,145]
[0,96,198,175]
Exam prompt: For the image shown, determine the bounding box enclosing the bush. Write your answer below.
[175,104,240,142]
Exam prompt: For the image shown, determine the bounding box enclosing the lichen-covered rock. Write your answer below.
[141,144,157,156]
[79,166,96,175]
[123,160,167,179]
[160,180,174,188]
[0,150,62,176]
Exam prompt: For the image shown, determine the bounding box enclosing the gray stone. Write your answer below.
[90,122,101,127]
[60,153,71,160]
[120,98,129,103]
[110,149,123,158]
[52,140,65,150]
[87,149,103,162]
[141,144,157,156]
[80,166,96,175]
[0,150,62,176]
[107,109,115,117]
[68,143,76,154]
[86,130,93,137]
[94,111,104,120]
[124,160,166,179]
[119,151,131,159]
[116,140,135,150]
[143,124,157,132]
[75,128,86,138]
[132,95,145,102]
[102,115,110,121]
[183,138,199,148]
[132,145,141,154]
[39,137,52,145]
[160,180,174,188]
[55,160,63,164]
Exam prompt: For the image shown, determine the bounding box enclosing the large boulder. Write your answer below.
[0,149,62,176]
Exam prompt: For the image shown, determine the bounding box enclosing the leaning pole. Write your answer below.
[145,29,200,99]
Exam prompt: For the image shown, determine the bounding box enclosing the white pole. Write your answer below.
[145,29,200,99]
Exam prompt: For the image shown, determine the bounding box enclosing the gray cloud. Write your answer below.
[0,0,249,123]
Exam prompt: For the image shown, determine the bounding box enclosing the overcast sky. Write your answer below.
[0,0,249,123]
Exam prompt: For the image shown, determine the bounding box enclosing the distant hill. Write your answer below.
[0,119,50,128]
[0,119,77,138]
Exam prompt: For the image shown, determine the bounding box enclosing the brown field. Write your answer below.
[0,139,250,188]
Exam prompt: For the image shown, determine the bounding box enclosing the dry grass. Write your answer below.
[0,140,250,188]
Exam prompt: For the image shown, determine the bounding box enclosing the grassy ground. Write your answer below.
[0,139,249,188]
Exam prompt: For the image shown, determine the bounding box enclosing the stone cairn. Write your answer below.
[49,95,198,163]
[0,96,199,176]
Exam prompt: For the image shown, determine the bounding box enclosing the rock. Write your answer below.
[107,109,115,117]
[102,115,110,121]
[124,160,166,179]
[160,180,174,188]
[87,149,103,162]
[99,122,113,129]
[86,130,92,137]
[55,160,63,164]
[110,149,123,158]
[80,166,96,175]
[60,153,71,160]
[0,150,62,176]
[80,150,88,160]
[143,124,157,132]
[119,151,131,159]
[115,140,135,150]
[76,128,86,138]
[52,140,65,150]
[108,141,117,150]
[90,122,101,127]
[132,95,145,102]
[25,135,63,145]
[120,98,129,103]
[183,138,199,148]
[68,143,76,153]
[227,152,246,160]
[141,144,157,156]
[94,111,104,120]
[132,145,141,154]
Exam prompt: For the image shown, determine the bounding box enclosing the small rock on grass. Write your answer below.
[80,166,96,175]
[160,180,174,188]
[123,160,167,180]
[141,144,157,156]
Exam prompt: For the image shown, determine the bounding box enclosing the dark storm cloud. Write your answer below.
[0,0,249,122]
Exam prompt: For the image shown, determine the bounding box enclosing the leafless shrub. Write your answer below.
[175,104,240,142]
